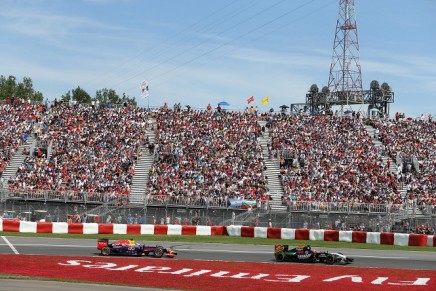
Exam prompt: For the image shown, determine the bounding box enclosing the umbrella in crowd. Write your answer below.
[218,101,230,106]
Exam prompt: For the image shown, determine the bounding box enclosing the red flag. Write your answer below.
[247,96,254,104]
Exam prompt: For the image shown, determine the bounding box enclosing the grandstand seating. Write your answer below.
[1,101,434,214]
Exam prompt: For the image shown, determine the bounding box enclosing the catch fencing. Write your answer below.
[1,187,435,232]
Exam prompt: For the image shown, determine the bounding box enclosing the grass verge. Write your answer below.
[1,231,435,252]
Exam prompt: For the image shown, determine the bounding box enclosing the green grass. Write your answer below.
[1,231,435,252]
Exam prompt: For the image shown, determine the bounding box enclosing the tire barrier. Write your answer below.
[0,219,434,247]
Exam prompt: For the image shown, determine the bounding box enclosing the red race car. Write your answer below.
[97,238,177,258]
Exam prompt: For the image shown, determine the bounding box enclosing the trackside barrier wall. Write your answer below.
[0,219,434,247]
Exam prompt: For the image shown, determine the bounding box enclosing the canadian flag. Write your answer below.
[140,80,149,98]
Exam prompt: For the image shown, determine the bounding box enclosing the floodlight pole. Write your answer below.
[327,0,363,113]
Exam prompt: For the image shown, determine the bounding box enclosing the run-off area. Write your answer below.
[0,255,434,291]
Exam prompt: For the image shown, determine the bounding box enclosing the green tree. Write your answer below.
[60,90,72,103]
[0,75,44,101]
[72,86,91,104]
[0,75,17,100]
[121,93,137,107]
[95,88,120,105]
[62,86,91,104]
[94,89,137,107]
[15,77,33,100]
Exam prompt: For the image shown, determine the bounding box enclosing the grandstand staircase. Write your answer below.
[364,125,404,176]
[258,121,287,212]
[364,124,423,217]
[129,121,156,204]
[1,137,34,189]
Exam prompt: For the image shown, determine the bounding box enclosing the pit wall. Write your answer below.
[1,219,434,247]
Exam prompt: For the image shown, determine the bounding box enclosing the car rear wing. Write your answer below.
[274,244,289,253]
[97,238,109,250]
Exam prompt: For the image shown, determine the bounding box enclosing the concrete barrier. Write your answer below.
[0,219,434,247]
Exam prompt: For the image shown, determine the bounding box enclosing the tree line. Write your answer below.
[0,75,137,106]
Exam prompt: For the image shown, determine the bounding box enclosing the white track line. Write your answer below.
[1,236,19,254]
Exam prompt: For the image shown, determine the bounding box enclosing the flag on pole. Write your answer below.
[247,96,254,104]
[140,80,149,98]
[261,96,269,105]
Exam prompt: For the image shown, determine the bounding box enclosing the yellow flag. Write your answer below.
[261,96,269,105]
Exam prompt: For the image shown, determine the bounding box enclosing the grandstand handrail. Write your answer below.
[47,139,53,158]
[412,154,420,173]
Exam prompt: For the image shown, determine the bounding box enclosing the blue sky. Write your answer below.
[1,0,435,117]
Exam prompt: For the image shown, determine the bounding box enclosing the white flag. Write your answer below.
[140,80,149,98]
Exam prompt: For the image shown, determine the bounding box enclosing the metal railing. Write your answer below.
[3,187,435,217]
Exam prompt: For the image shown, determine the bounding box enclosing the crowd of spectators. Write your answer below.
[366,115,435,208]
[0,101,43,186]
[146,108,268,207]
[6,101,153,201]
[1,100,435,215]
[267,114,401,207]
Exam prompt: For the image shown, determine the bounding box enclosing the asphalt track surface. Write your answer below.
[1,236,436,290]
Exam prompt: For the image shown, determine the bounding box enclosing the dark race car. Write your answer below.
[274,244,353,265]
[97,238,177,258]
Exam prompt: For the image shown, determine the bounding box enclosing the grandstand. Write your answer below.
[0,100,435,233]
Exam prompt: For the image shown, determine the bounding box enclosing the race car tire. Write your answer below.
[154,247,164,258]
[309,255,317,263]
[101,246,111,256]
[275,253,285,262]
[325,255,335,265]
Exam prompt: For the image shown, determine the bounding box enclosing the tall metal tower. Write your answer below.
[291,0,394,117]
[327,0,363,108]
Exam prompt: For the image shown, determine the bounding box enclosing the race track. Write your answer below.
[1,236,436,270]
